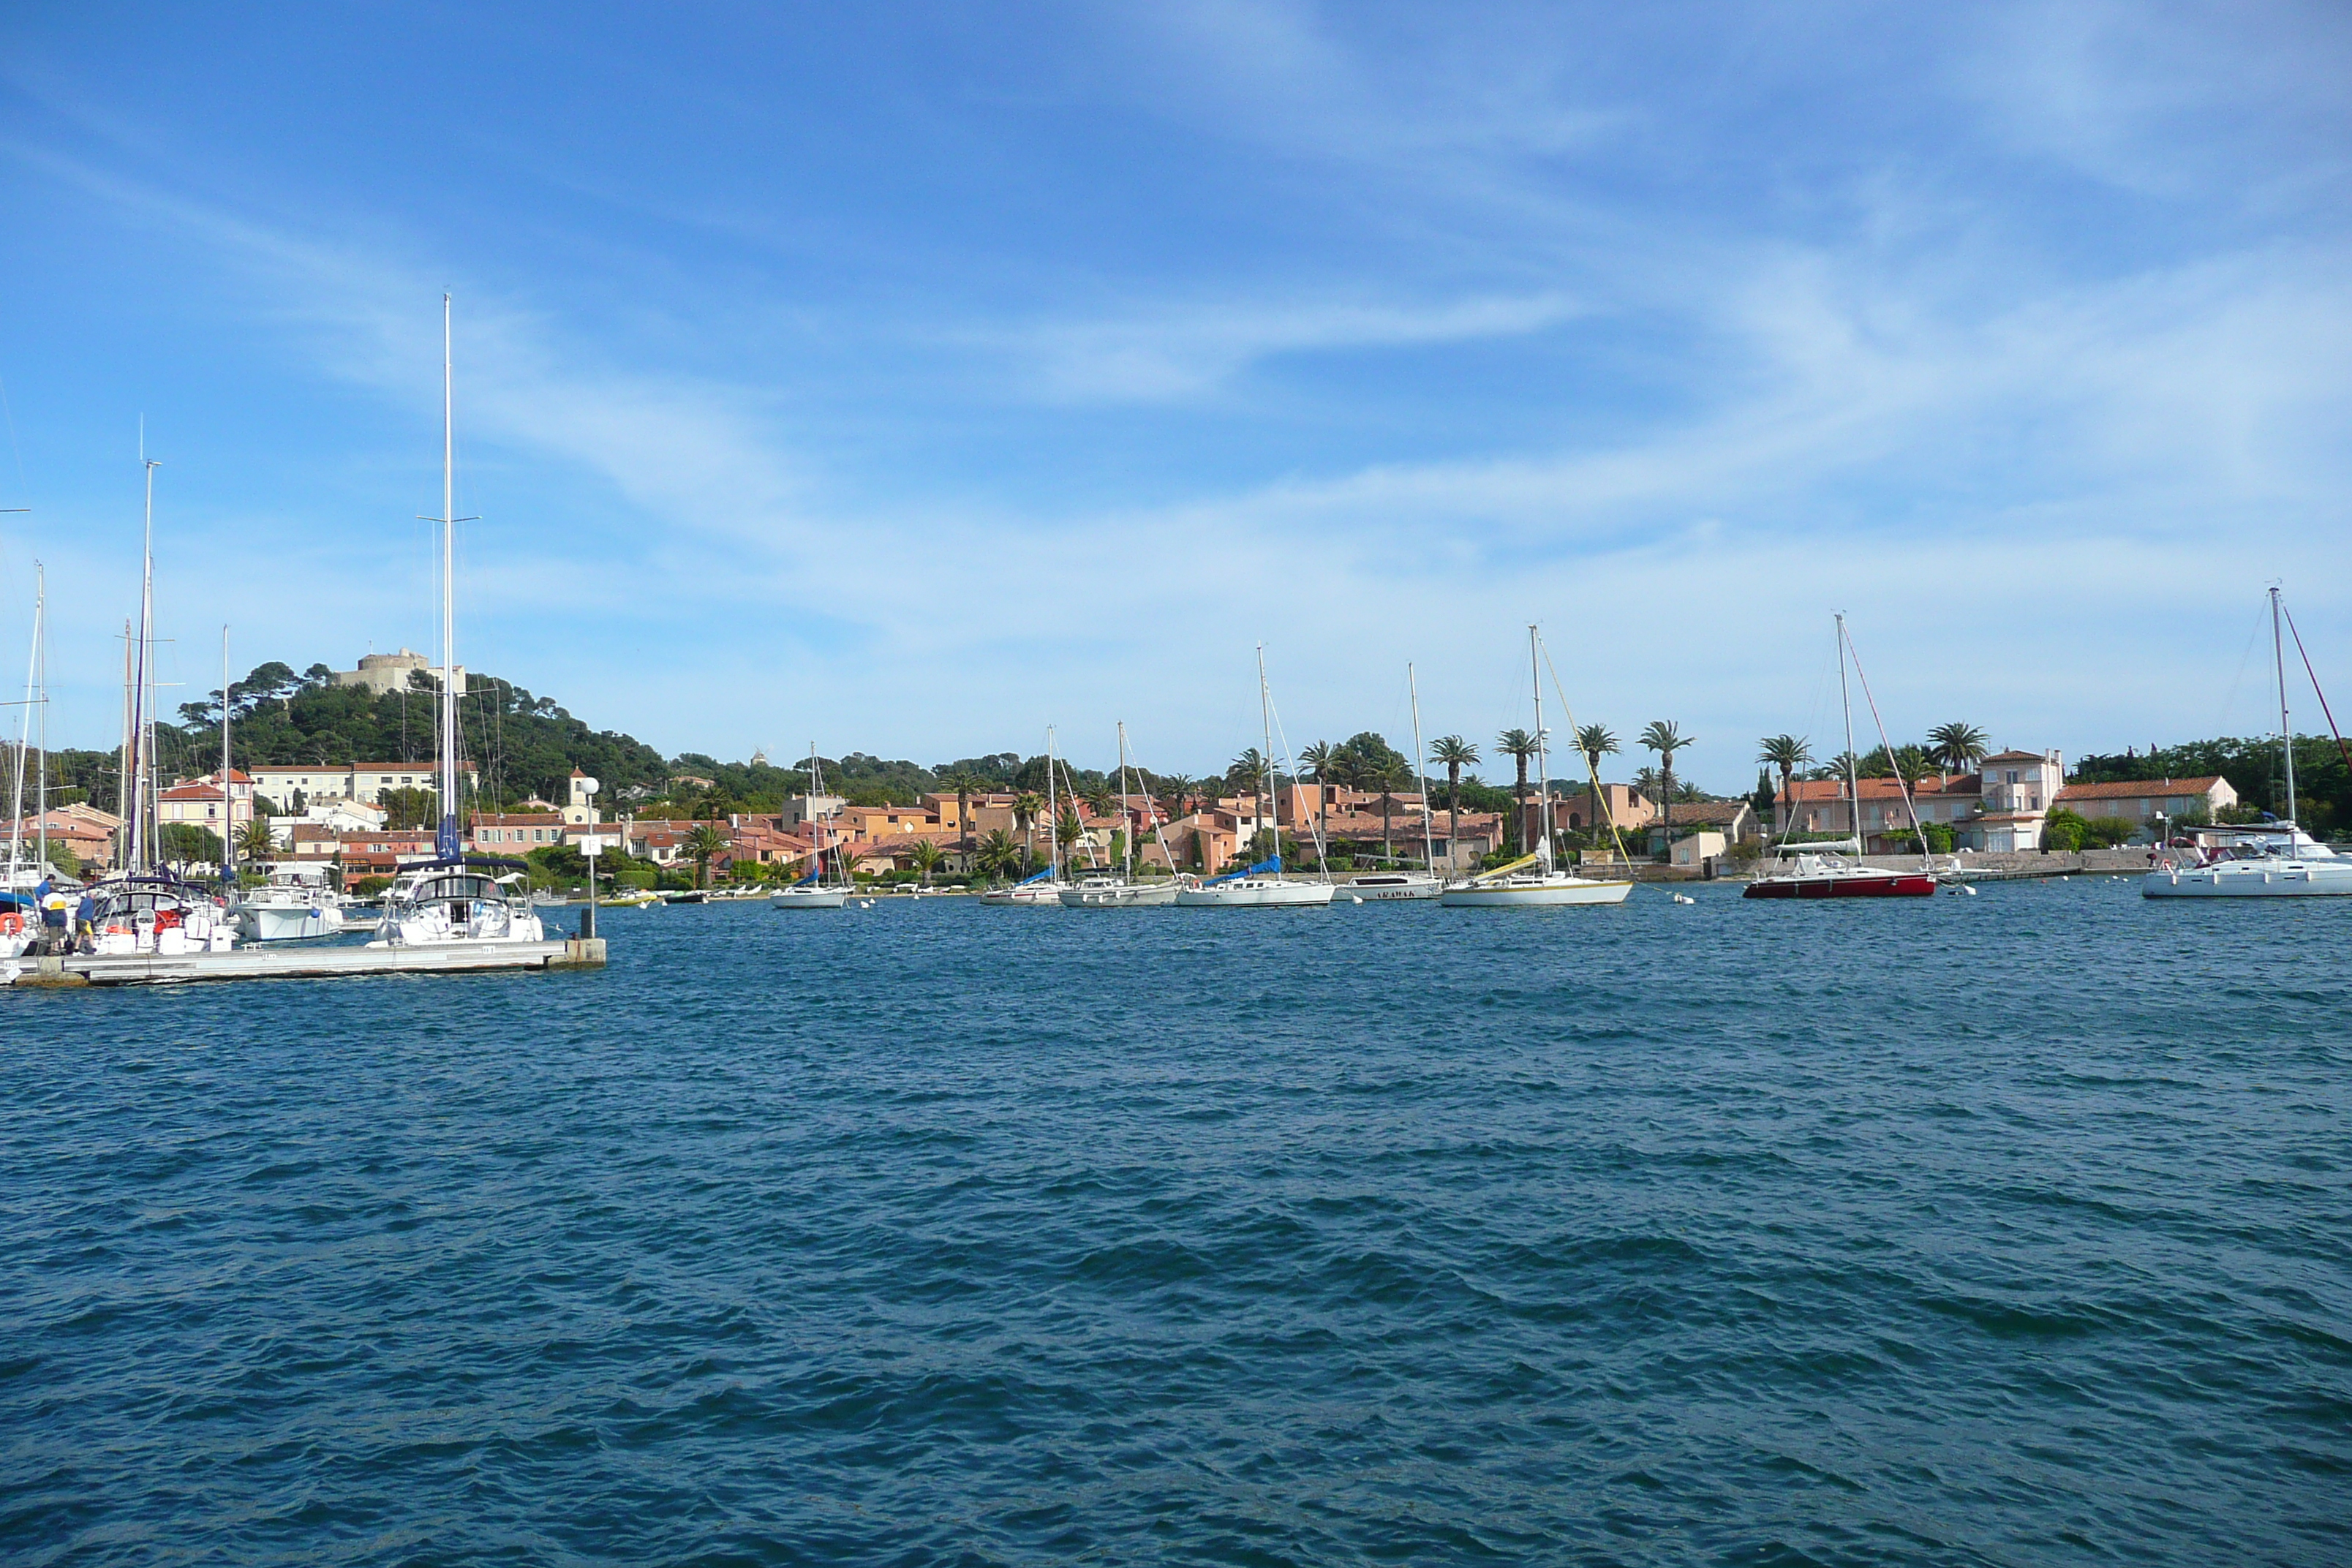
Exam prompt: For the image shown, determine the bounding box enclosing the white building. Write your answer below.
[247,761,477,812]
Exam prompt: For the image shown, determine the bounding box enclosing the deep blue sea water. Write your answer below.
[3,878,2348,1566]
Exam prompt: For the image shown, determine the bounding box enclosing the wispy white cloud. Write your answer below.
[979,290,1583,401]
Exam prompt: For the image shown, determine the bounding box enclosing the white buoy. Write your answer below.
[1350,895,1365,905]
[1962,884,1978,895]
[1671,892,1695,905]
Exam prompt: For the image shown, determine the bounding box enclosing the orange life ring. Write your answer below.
[0,913,20,935]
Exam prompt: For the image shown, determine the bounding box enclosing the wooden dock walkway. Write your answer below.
[13,938,607,988]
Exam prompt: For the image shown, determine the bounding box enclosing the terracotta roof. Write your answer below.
[1980,750,2051,764]
[1666,799,1754,825]
[1782,777,1978,802]
[2055,777,2225,802]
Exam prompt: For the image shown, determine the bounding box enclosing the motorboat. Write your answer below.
[370,859,545,946]
[1742,842,1938,899]
[233,862,349,942]
[86,873,239,955]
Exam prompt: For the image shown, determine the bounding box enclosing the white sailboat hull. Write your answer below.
[979,882,1066,905]
[770,887,849,909]
[1059,881,1182,908]
[1340,874,1443,901]
[1175,878,1335,908]
[2143,858,2352,897]
[1440,876,1634,907]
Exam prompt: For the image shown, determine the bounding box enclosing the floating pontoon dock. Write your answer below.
[14,938,607,988]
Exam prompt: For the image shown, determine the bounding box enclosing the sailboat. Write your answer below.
[372,297,547,949]
[1744,614,1940,899]
[1441,627,1634,908]
[225,627,346,941]
[83,461,240,956]
[979,727,1075,905]
[1177,647,1334,908]
[1061,722,1184,906]
[0,571,50,960]
[2145,587,2352,898]
[1343,663,1445,901]
[772,744,851,908]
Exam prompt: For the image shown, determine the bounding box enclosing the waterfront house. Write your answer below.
[2051,775,2236,831]
[469,813,566,852]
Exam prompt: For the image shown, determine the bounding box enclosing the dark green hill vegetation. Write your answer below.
[2072,735,2351,833]
[170,662,668,809]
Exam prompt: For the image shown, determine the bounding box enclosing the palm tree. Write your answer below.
[938,768,986,851]
[1154,772,1195,827]
[1926,722,1989,784]
[1297,741,1335,843]
[1756,734,1810,838]
[1371,759,1410,862]
[1576,724,1618,845]
[234,818,276,863]
[1428,735,1477,862]
[1638,720,1693,851]
[1055,806,1084,864]
[1081,778,1117,829]
[905,838,944,888]
[973,829,1021,883]
[1226,747,1266,800]
[1496,728,1539,854]
[683,822,728,889]
[1013,791,1044,867]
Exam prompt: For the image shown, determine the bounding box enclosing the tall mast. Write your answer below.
[1529,625,1548,863]
[1046,726,1059,881]
[437,293,461,860]
[1836,614,1862,852]
[2268,586,2295,827]
[116,618,132,870]
[222,625,233,883]
[1117,721,1133,881]
[6,583,34,887]
[1409,661,1436,875]
[34,565,46,881]
[1256,644,1275,870]
[132,458,159,873]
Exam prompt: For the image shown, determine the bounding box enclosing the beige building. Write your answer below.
[331,647,466,697]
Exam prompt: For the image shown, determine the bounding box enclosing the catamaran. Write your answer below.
[2145,588,2352,899]
[1744,614,1942,900]
[772,744,851,908]
[1441,628,1634,908]
[1177,647,1333,908]
[980,726,1076,905]
[1061,722,1183,907]
[372,295,546,949]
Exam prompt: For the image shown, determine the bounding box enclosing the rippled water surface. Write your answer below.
[4,880,2348,1565]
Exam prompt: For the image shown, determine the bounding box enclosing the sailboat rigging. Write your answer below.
[371,295,546,947]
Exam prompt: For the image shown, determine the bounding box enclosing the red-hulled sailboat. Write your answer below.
[1744,613,1947,901]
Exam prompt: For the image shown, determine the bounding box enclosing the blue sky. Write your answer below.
[3,2,2348,789]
